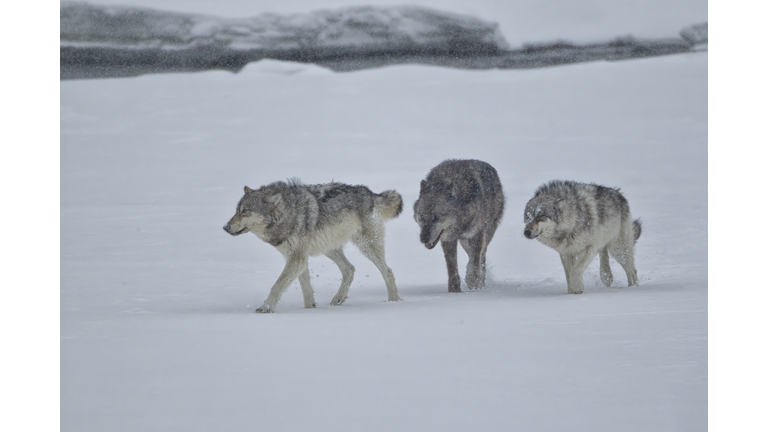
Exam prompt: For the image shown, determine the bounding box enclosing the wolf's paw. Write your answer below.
[448,281,462,293]
[305,302,317,309]
[387,295,402,302]
[628,269,639,287]
[255,305,274,313]
[448,276,462,293]
[600,270,613,287]
[330,297,347,306]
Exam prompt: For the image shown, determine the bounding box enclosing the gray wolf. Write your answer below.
[223,180,403,313]
[413,159,505,292]
[523,180,642,294]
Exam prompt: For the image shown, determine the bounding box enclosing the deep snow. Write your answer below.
[61,50,707,431]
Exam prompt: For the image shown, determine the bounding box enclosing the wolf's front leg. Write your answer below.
[461,233,486,290]
[257,255,307,313]
[599,248,613,287]
[297,261,316,309]
[441,239,461,293]
[566,247,598,295]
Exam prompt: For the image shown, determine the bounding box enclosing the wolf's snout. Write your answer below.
[422,229,443,250]
[524,229,533,239]
[419,231,431,245]
[223,224,249,236]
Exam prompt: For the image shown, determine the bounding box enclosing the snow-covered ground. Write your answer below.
[60,49,707,431]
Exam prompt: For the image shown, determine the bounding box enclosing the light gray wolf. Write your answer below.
[223,180,403,313]
[523,180,642,294]
[413,159,505,292]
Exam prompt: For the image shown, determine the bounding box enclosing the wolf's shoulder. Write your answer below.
[533,180,581,197]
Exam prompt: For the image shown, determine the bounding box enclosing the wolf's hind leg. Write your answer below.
[441,239,462,293]
[257,255,306,313]
[599,247,613,287]
[460,233,487,290]
[609,242,639,287]
[325,248,356,306]
[297,261,316,309]
[559,254,573,294]
[354,232,401,302]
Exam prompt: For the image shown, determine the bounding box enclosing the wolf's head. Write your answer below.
[223,186,283,241]
[413,179,460,249]
[522,196,561,241]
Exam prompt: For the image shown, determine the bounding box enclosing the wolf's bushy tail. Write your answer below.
[633,219,642,244]
[375,190,403,220]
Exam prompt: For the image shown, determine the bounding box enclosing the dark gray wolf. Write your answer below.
[413,159,505,292]
[223,180,403,313]
[523,180,642,294]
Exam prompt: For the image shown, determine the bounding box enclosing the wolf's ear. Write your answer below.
[420,179,427,190]
[244,186,254,194]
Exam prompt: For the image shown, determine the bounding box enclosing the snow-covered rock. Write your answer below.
[59,2,703,79]
[60,2,510,55]
[679,22,707,45]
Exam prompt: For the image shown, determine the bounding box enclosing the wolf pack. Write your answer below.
[223,159,642,313]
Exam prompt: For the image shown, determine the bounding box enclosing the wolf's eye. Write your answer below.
[240,209,249,215]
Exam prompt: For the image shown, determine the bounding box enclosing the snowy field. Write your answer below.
[60,48,708,430]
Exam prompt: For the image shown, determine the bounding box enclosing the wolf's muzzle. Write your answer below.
[423,229,443,250]
[524,229,535,239]
[223,225,248,236]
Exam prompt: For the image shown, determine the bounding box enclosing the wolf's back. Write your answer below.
[375,190,403,220]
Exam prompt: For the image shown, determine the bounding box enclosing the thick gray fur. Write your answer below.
[523,180,642,294]
[413,159,505,292]
[223,180,403,313]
